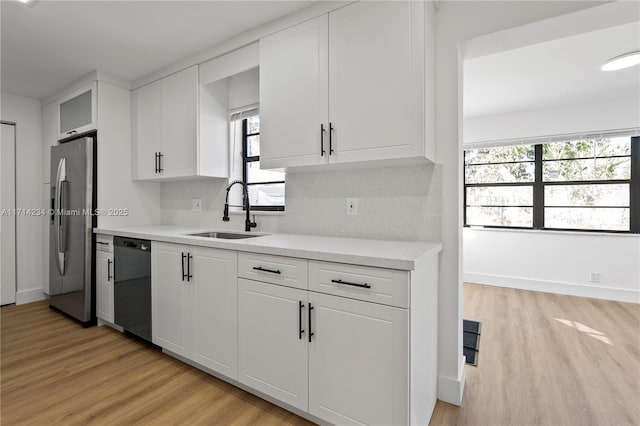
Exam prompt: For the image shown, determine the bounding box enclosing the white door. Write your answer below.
[1,122,16,306]
[152,242,190,356]
[132,80,162,180]
[238,278,309,410]
[308,292,409,426]
[191,247,238,379]
[161,66,197,177]
[329,1,424,164]
[260,16,329,169]
[96,250,113,322]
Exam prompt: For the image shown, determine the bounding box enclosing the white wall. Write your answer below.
[1,92,45,304]
[465,96,640,145]
[96,81,161,227]
[464,229,640,303]
[434,0,602,405]
[160,163,442,242]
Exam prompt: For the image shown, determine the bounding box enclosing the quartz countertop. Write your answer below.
[94,225,442,271]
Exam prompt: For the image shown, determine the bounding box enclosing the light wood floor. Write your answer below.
[0,301,313,425]
[2,286,639,426]
[430,284,640,426]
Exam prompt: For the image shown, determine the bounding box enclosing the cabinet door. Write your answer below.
[260,16,329,169]
[161,66,198,177]
[329,1,424,163]
[96,250,114,322]
[152,242,190,356]
[58,82,97,140]
[191,247,238,379]
[238,278,308,411]
[308,292,409,426]
[131,80,162,180]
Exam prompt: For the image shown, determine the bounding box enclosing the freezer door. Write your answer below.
[49,137,94,322]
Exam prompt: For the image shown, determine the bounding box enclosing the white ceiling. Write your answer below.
[1,0,315,100]
[464,21,640,117]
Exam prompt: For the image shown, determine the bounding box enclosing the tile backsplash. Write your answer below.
[161,163,441,242]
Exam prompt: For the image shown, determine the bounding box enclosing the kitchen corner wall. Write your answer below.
[160,163,442,242]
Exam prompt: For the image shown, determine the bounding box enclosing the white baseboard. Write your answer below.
[16,288,46,305]
[437,355,466,406]
[464,272,639,304]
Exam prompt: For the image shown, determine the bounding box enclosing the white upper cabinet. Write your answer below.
[260,16,329,169]
[132,79,162,180]
[260,1,433,170]
[329,1,425,164]
[58,82,97,140]
[131,65,228,181]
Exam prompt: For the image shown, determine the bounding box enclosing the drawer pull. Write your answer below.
[331,279,371,289]
[253,266,281,275]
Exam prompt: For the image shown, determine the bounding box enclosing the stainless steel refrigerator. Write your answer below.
[49,135,96,325]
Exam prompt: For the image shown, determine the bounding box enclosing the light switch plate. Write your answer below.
[346,198,358,216]
[192,199,202,212]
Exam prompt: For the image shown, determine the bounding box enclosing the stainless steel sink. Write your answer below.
[187,231,265,240]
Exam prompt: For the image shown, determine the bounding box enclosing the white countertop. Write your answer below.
[94,225,442,271]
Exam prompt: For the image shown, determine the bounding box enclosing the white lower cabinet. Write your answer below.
[238,278,309,410]
[237,277,408,425]
[308,292,408,426]
[152,242,238,379]
[96,235,114,323]
[150,244,438,425]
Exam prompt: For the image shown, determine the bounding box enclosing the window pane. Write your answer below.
[545,207,629,231]
[246,161,285,184]
[247,135,260,157]
[466,206,533,227]
[543,158,631,181]
[465,145,534,165]
[545,184,629,207]
[466,186,532,206]
[543,138,631,159]
[595,137,631,157]
[248,183,285,207]
[247,115,260,134]
[543,140,595,160]
[465,162,534,184]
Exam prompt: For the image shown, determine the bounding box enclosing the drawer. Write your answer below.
[96,234,113,253]
[238,252,308,290]
[308,261,409,308]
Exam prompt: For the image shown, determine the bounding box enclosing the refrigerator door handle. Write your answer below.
[54,157,67,275]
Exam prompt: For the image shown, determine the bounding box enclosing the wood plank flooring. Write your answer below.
[0,301,313,425]
[430,284,640,426]
[2,285,639,425]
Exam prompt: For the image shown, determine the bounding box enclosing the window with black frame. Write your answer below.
[240,114,285,211]
[464,136,638,233]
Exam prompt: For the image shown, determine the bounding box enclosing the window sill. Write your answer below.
[229,208,285,217]
[464,226,639,238]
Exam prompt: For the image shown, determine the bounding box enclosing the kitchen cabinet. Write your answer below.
[260,1,432,170]
[237,259,409,425]
[58,82,97,140]
[238,278,309,410]
[152,242,190,356]
[96,235,114,323]
[131,65,228,181]
[152,242,238,378]
[308,292,408,426]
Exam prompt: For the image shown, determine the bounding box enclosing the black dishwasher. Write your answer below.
[114,237,152,342]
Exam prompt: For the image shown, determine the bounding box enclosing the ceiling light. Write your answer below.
[602,51,640,71]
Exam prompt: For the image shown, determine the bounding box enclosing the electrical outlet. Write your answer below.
[192,199,202,212]
[589,272,600,283]
[346,198,358,216]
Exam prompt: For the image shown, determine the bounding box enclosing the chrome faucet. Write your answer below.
[222,180,257,232]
